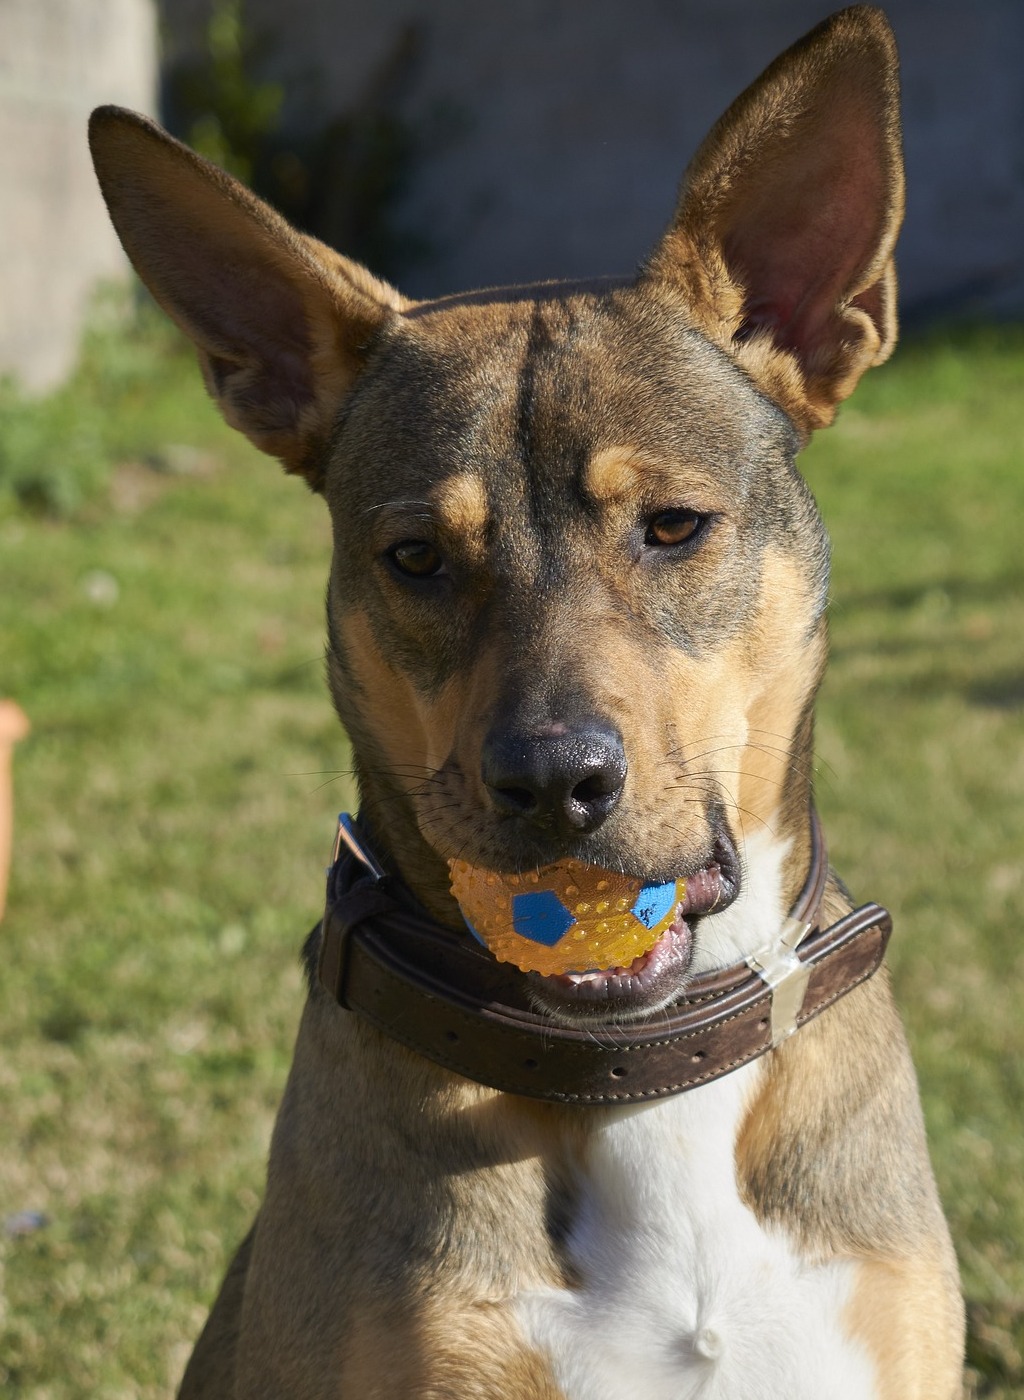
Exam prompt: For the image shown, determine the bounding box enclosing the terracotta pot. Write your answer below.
[0,701,30,922]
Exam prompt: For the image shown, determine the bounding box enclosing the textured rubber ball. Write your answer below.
[448,859,685,975]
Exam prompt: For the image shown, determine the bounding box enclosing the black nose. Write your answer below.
[481,718,627,835]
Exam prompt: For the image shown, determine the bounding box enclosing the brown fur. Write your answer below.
[91,8,963,1397]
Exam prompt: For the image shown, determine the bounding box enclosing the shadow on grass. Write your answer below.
[834,570,1024,617]
[826,647,1024,711]
[968,675,1024,711]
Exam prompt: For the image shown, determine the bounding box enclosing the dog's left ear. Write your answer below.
[644,5,903,436]
[89,106,407,489]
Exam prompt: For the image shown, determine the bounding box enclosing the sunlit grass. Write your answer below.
[801,329,1024,1392]
[1,320,1021,1395]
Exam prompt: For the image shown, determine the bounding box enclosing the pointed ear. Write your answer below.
[88,106,407,488]
[644,5,903,436]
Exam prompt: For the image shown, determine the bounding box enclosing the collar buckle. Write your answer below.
[746,916,813,1046]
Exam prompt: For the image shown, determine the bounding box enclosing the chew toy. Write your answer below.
[449,858,686,976]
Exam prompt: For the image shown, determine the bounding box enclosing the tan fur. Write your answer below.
[584,445,738,514]
[739,550,828,896]
[584,445,655,503]
[844,1257,966,1400]
[341,608,462,779]
[337,608,469,921]
[88,9,963,1397]
[436,471,492,546]
[338,1305,569,1399]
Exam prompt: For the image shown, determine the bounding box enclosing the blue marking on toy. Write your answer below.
[512,890,575,946]
[630,880,678,929]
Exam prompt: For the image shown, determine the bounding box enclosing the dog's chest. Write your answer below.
[516,1065,877,1400]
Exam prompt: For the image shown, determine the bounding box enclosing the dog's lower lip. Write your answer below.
[528,858,726,1008]
[551,913,692,990]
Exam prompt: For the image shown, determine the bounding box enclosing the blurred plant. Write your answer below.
[2,6,468,519]
[166,10,465,281]
[0,382,102,517]
[171,0,283,184]
[274,24,450,278]
[0,288,196,520]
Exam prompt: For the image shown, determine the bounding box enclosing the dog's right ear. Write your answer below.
[643,5,903,438]
[89,107,406,489]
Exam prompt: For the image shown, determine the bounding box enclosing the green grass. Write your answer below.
[801,331,1024,1392]
[1,318,1022,1396]
[0,294,212,522]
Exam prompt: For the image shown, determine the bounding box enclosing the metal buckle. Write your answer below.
[330,812,387,881]
[318,814,389,1005]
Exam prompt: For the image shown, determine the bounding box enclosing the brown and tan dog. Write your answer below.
[90,7,964,1396]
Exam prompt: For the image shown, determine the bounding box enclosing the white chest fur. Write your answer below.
[517,1068,875,1400]
[516,829,877,1400]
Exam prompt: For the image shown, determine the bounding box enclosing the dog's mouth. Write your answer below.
[528,848,735,1022]
[437,791,741,1023]
[444,826,739,1025]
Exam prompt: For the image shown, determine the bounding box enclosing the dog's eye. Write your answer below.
[644,509,705,548]
[388,540,448,578]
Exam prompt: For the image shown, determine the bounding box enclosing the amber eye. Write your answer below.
[644,509,705,548]
[388,540,447,578]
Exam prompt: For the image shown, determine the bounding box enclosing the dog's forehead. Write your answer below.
[328,286,794,527]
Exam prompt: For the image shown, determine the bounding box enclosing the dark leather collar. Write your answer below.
[315,811,891,1105]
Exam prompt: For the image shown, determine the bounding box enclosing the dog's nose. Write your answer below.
[481,719,627,835]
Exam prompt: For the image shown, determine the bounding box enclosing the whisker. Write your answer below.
[359,499,435,518]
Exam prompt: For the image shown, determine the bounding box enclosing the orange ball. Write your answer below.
[448,858,686,976]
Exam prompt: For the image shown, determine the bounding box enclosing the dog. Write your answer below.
[89,6,964,1396]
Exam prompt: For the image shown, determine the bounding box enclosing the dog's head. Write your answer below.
[90,7,902,1020]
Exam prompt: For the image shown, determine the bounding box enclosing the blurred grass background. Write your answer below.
[0,312,1022,1396]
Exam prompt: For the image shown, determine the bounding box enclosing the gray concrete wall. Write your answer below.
[0,0,158,391]
[163,0,1024,320]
